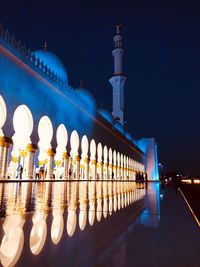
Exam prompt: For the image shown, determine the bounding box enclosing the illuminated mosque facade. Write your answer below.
[0,23,159,181]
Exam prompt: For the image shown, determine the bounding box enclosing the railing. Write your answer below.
[0,23,67,88]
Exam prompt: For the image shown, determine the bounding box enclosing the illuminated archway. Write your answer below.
[70,130,80,179]
[89,139,96,179]
[55,124,68,179]
[97,142,103,180]
[10,105,33,179]
[0,95,7,136]
[80,135,89,180]
[103,146,108,180]
[38,116,53,179]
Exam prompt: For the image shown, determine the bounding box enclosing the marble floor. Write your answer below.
[0,181,199,267]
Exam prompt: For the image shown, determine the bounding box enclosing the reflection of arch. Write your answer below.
[96,199,102,222]
[0,95,7,136]
[79,208,87,231]
[88,204,95,226]
[30,218,47,255]
[51,210,64,245]
[0,215,24,267]
[67,209,77,237]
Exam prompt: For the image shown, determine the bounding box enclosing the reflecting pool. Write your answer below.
[0,181,146,267]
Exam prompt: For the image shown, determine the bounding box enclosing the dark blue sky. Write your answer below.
[1,0,200,174]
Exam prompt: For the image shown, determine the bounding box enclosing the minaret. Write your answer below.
[109,24,127,126]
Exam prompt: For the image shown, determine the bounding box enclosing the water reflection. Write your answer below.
[30,183,51,255]
[0,183,32,267]
[0,181,146,267]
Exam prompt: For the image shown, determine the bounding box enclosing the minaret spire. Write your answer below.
[109,23,127,126]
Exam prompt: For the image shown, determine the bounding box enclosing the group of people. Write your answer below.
[135,172,148,183]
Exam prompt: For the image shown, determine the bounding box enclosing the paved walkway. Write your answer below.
[97,183,200,267]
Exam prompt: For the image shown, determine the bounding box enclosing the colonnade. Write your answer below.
[0,95,145,180]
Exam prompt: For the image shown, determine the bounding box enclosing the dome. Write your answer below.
[98,109,113,124]
[33,49,68,84]
[75,88,97,110]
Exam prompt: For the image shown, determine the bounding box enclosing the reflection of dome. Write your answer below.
[34,50,68,84]
[98,109,113,124]
[75,88,97,110]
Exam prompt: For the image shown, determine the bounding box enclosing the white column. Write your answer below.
[63,152,69,179]
[90,159,97,180]
[84,158,89,180]
[46,148,55,179]
[24,144,37,179]
[0,137,11,179]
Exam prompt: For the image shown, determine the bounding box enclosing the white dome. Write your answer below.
[33,49,68,84]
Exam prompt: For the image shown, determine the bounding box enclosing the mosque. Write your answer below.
[0,23,159,181]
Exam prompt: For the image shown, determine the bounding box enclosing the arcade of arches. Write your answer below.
[0,95,145,181]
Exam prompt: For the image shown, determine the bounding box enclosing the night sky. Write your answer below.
[1,0,200,175]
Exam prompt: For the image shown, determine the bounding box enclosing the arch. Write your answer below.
[109,148,112,164]
[81,135,89,157]
[38,116,53,147]
[13,105,33,138]
[103,146,108,163]
[56,124,68,148]
[121,154,124,167]
[70,130,79,155]
[113,150,116,166]
[117,152,120,166]
[0,95,7,136]
[124,155,126,167]
[90,139,96,159]
[97,143,102,162]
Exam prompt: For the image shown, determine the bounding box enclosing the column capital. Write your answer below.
[0,136,12,147]
[26,143,37,153]
[47,148,56,156]
[63,151,70,159]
